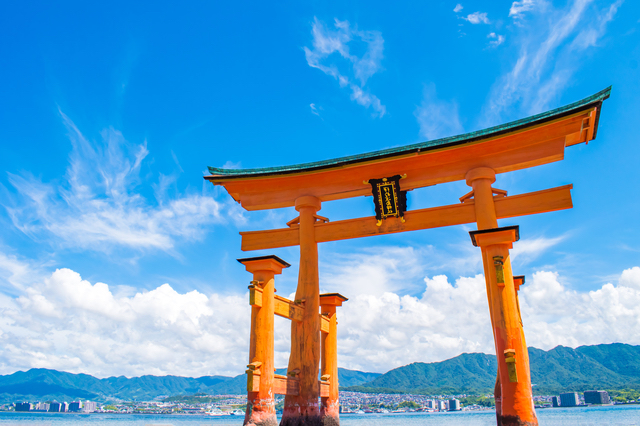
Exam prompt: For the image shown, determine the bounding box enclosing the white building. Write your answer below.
[82,401,97,413]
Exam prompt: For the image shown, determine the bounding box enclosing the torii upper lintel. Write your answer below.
[205,87,609,211]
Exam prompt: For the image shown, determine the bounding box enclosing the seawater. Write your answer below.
[0,405,638,426]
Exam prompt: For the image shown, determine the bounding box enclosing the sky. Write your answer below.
[0,0,639,379]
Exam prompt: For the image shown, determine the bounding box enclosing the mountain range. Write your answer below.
[1,343,638,402]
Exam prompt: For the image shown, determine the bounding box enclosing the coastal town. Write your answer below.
[0,389,623,416]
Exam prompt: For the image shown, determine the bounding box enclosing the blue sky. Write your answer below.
[0,0,639,378]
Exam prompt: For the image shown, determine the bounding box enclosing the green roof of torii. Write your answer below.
[207,86,611,179]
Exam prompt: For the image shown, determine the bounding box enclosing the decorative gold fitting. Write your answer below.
[250,280,263,286]
[313,214,329,223]
[288,368,301,377]
[493,256,505,286]
[294,298,306,305]
[376,219,382,227]
[503,349,518,383]
[321,374,331,381]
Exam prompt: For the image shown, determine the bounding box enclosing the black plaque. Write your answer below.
[368,175,407,226]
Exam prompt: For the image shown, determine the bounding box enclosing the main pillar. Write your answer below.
[319,293,348,426]
[466,167,538,426]
[282,196,322,426]
[239,255,291,426]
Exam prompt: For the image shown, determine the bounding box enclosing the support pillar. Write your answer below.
[466,167,538,426]
[239,255,291,426]
[319,293,348,426]
[282,195,322,426]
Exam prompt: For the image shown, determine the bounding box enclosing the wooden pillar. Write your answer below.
[466,167,538,426]
[282,195,322,426]
[239,255,291,426]
[319,293,347,426]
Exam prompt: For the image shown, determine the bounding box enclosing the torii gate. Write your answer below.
[205,87,610,426]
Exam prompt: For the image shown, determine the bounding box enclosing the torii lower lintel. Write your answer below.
[240,184,573,251]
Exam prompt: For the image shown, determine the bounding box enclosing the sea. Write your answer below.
[0,405,639,426]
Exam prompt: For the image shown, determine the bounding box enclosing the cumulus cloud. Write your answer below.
[414,83,464,140]
[484,0,622,123]
[2,111,231,255]
[336,266,640,372]
[463,12,490,24]
[1,251,638,376]
[0,267,250,377]
[304,17,386,117]
[454,4,463,13]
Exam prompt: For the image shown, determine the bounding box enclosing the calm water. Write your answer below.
[0,406,638,425]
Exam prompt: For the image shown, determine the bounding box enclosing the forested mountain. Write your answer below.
[1,343,638,402]
[345,343,640,395]
[0,367,380,402]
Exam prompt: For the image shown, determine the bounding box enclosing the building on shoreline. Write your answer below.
[559,393,579,407]
[448,399,461,411]
[584,390,611,405]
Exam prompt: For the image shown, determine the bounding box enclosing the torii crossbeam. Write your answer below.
[206,87,610,426]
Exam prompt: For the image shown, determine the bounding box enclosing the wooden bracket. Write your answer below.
[320,314,330,334]
[274,295,304,321]
[246,362,262,392]
[319,379,330,397]
[274,374,299,395]
[286,214,329,228]
[249,285,263,307]
[460,187,508,203]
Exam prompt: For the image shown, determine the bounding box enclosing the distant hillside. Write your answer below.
[2,343,638,402]
[344,343,640,395]
[0,367,380,403]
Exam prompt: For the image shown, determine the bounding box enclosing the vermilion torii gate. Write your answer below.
[205,87,610,426]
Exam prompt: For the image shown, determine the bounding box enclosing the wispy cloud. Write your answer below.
[463,12,490,24]
[509,0,537,19]
[309,103,320,116]
[511,234,566,265]
[488,32,506,47]
[454,4,463,13]
[414,83,464,140]
[2,111,229,255]
[483,0,622,124]
[304,17,386,117]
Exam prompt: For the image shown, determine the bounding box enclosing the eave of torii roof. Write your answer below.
[205,86,610,211]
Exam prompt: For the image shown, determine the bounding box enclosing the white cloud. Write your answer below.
[2,112,229,254]
[414,83,464,140]
[484,0,621,123]
[454,4,463,13]
[336,265,640,372]
[463,12,490,24]
[509,0,537,18]
[310,103,320,116]
[570,0,624,50]
[304,17,386,117]
[1,250,638,377]
[0,267,250,377]
[488,32,506,47]
[511,235,565,265]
